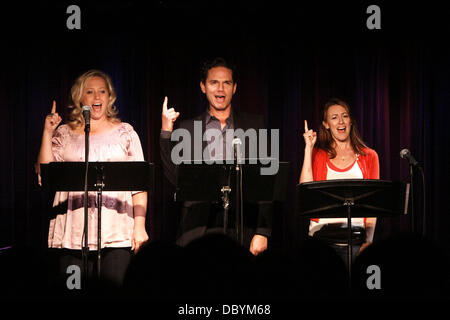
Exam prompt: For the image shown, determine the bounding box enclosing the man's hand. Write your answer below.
[161,96,180,132]
[249,234,268,256]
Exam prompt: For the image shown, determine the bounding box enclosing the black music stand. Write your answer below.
[175,159,289,245]
[296,179,409,288]
[41,161,154,288]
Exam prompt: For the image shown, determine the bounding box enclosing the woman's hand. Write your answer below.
[131,192,148,253]
[303,120,317,150]
[359,242,372,254]
[131,226,149,253]
[299,120,316,183]
[44,100,62,134]
[37,100,61,184]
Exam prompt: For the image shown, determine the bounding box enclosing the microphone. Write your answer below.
[400,148,419,166]
[232,138,242,165]
[82,105,92,132]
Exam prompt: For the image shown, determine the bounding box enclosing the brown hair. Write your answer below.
[67,69,120,129]
[317,98,367,159]
[200,57,237,84]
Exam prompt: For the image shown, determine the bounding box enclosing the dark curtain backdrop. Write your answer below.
[1,1,449,254]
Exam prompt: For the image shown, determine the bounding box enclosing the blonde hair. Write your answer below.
[67,69,120,129]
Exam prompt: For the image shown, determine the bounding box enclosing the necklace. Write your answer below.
[340,154,359,162]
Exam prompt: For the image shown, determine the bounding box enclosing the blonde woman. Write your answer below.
[37,70,148,288]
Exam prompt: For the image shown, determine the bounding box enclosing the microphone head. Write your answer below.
[400,148,410,159]
[232,138,242,162]
[400,148,419,166]
[81,105,91,131]
[81,105,92,113]
[232,138,242,145]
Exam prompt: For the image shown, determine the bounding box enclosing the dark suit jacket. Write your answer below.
[160,109,273,247]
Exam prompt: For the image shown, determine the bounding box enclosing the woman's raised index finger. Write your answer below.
[304,120,309,133]
[51,100,56,114]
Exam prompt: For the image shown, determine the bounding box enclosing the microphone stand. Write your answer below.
[95,165,105,279]
[402,150,425,236]
[419,166,426,237]
[409,164,427,237]
[221,162,232,235]
[82,120,90,290]
[409,163,415,234]
[234,144,244,246]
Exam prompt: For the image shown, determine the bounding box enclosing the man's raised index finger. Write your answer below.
[162,96,168,112]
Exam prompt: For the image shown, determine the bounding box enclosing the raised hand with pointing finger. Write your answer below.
[299,119,317,184]
[36,100,62,184]
[303,120,317,150]
[161,96,180,132]
[44,100,62,134]
[39,100,62,163]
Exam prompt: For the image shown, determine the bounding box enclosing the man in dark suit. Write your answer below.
[159,57,272,255]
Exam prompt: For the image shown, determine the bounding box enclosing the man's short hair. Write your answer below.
[200,57,238,84]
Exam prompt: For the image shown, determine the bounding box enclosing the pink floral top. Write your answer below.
[48,122,145,250]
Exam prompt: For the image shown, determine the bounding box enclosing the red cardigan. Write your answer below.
[310,147,380,224]
[312,147,380,181]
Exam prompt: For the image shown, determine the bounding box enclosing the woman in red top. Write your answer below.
[299,98,379,255]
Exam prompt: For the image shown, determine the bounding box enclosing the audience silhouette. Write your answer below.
[3,232,449,301]
[352,232,450,299]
